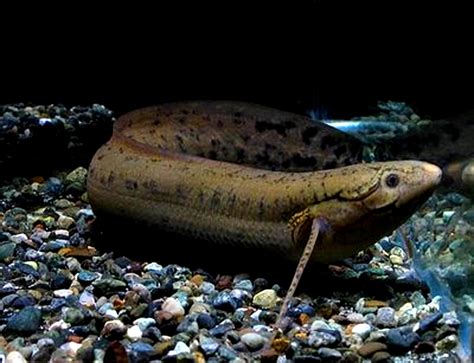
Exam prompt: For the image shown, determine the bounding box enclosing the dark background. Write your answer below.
[1,2,473,120]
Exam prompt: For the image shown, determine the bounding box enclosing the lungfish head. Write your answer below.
[303,160,442,263]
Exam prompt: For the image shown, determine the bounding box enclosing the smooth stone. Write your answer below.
[126,325,142,341]
[134,317,156,331]
[59,341,82,356]
[234,279,253,292]
[143,262,163,273]
[376,307,397,328]
[6,306,42,334]
[92,278,127,294]
[77,270,99,284]
[130,341,155,357]
[357,342,388,357]
[352,323,371,339]
[196,312,217,329]
[200,282,216,294]
[161,297,185,318]
[317,347,342,362]
[78,290,95,307]
[101,320,126,337]
[5,351,27,363]
[53,289,74,298]
[64,307,86,325]
[240,332,266,351]
[0,242,16,260]
[217,345,238,360]
[252,289,277,309]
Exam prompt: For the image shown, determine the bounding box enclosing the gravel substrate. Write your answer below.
[0,103,471,362]
[0,167,471,362]
[0,104,114,177]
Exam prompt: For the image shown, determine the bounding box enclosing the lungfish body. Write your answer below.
[87,102,442,264]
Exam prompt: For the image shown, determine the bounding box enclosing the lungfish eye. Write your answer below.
[385,173,400,188]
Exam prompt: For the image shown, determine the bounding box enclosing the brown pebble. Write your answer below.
[358,342,388,357]
[190,274,204,287]
[371,351,391,363]
[216,275,233,290]
[154,340,173,356]
[298,313,311,325]
[272,337,290,353]
[364,300,388,308]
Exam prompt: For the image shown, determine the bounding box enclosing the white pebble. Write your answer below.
[351,323,371,339]
[167,341,190,356]
[53,289,74,298]
[126,325,143,341]
[59,342,82,356]
[6,351,27,363]
[104,309,119,319]
[79,290,96,307]
[49,319,71,331]
[10,234,28,243]
[54,229,70,238]
[144,262,163,272]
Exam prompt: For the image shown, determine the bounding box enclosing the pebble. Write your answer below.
[167,341,190,356]
[240,332,267,351]
[126,325,143,341]
[252,288,277,309]
[5,351,27,363]
[358,342,388,357]
[199,333,220,356]
[375,307,397,328]
[435,334,458,351]
[6,306,42,334]
[161,297,185,318]
[351,323,371,339]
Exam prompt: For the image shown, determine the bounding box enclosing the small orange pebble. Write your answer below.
[113,298,125,309]
[272,337,291,353]
[190,274,204,287]
[58,246,98,257]
[294,331,308,341]
[364,299,388,308]
[31,176,45,183]
[298,313,311,325]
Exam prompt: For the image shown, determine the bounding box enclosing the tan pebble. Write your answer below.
[358,342,388,357]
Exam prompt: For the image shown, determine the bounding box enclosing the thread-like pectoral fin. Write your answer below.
[269,218,321,348]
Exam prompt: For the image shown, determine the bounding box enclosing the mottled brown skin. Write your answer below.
[87,102,442,263]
